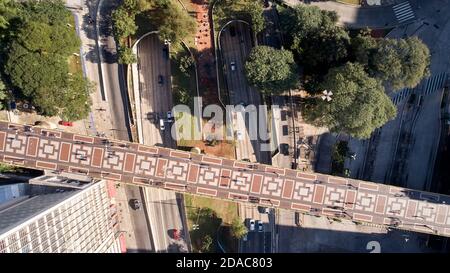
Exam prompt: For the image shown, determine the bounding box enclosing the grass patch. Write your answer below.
[68,55,82,75]
[184,194,239,252]
[336,0,361,5]
[0,163,24,173]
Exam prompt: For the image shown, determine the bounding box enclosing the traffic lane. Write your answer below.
[243,230,266,253]
[98,0,130,141]
[220,23,270,163]
[125,185,153,252]
[137,34,174,147]
[145,187,169,252]
[145,188,188,252]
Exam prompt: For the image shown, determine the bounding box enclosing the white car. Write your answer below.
[257,220,263,232]
[159,119,165,130]
[167,111,173,121]
[230,61,236,71]
[249,219,255,231]
[236,131,244,140]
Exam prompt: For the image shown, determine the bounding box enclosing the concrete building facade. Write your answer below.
[0,180,122,253]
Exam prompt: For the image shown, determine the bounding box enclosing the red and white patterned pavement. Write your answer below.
[1,121,450,237]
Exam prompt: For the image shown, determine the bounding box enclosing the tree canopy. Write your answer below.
[244,46,298,96]
[0,0,93,120]
[230,218,248,239]
[149,2,196,43]
[371,37,430,90]
[279,4,349,75]
[303,62,396,139]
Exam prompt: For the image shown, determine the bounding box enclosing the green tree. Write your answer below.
[151,2,196,43]
[19,0,72,25]
[279,4,349,75]
[0,0,17,30]
[0,79,8,110]
[230,218,247,239]
[179,55,194,76]
[242,0,264,33]
[117,46,137,64]
[2,0,91,120]
[303,62,397,139]
[200,235,213,253]
[371,37,430,90]
[244,45,298,96]
[350,28,378,67]
[111,6,138,41]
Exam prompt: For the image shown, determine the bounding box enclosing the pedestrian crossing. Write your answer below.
[392,1,415,23]
[391,73,448,105]
[422,72,447,95]
[392,87,412,105]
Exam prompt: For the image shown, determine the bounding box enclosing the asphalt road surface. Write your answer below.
[136,33,187,253]
[124,185,153,252]
[220,21,271,164]
[137,34,175,147]
[97,0,132,141]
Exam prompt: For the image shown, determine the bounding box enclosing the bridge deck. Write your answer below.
[1,121,450,237]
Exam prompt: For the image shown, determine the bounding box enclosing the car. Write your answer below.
[173,229,180,240]
[159,119,165,130]
[130,199,141,210]
[167,111,173,121]
[10,101,17,110]
[236,130,243,140]
[249,219,255,231]
[242,233,248,241]
[257,220,263,232]
[229,25,236,37]
[59,120,73,127]
[230,61,236,71]
[162,46,169,59]
[158,75,164,85]
[257,206,270,214]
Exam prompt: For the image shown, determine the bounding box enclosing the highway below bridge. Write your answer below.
[1,121,450,238]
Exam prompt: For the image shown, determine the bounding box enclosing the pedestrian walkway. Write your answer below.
[392,1,415,23]
[422,72,447,95]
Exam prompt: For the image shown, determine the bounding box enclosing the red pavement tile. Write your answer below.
[187,164,199,183]
[250,174,263,194]
[91,148,104,168]
[123,153,136,173]
[26,137,39,157]
[36,161,57,170]
[0,131,6,152]
[282,179,294,199]
[59,142,72,162]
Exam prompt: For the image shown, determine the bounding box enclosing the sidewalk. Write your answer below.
[73,3,117,139]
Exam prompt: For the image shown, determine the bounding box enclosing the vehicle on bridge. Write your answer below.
[130,199,141,210]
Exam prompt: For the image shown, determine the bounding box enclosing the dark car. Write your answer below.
[163,46,169,59]
[130,199,141,210]
[10,101,16,110]
[158,75,164,85]
[229,25,236,37]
